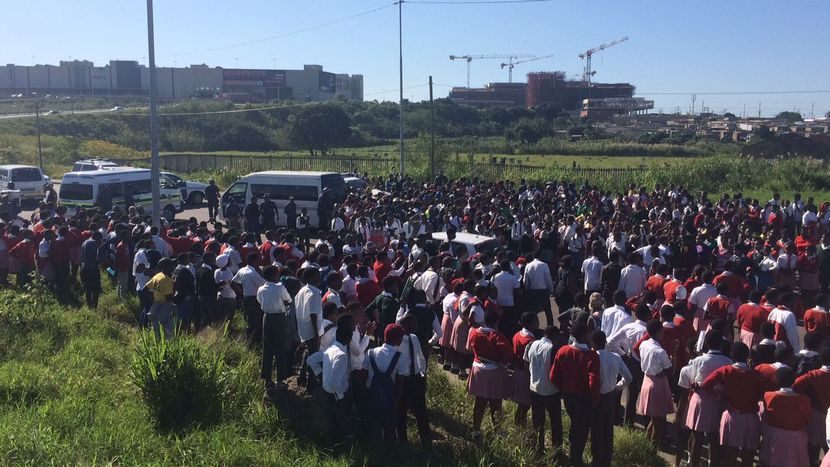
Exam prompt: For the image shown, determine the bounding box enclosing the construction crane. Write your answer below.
[500,54,555,83]
[449,54,533,88]
[578,36,629,85]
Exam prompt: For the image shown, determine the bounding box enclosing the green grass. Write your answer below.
[0,275,664,466]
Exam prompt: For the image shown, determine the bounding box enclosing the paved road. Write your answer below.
[0,108,117,120]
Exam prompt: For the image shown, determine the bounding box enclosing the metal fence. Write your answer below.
[115,152,640,184]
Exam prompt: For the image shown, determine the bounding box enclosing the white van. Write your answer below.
[58,167,184,220]
[0,165,50,200]
[220,171,346,227]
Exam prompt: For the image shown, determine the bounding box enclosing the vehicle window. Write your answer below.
[124,179,151,196]
[160,177,177,190]
[11,168,43,182]
[251,183,318,201]
[166,174,183,185]
[103,182,124,197]
[72,163,83,171]
[225,182,247,203]
[0,169,8,179]
[321,174,346,202]
[59,183,93,201]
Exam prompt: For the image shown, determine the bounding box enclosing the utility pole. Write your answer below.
[429,76,435,180]
[146,0,161,228]
[34,102,43,171]
[758,102,761,118]
[398,0,405,176]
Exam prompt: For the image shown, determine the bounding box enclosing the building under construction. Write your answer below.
[449,71,652,119]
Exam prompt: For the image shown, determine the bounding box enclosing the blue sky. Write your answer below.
[4,0,830,116]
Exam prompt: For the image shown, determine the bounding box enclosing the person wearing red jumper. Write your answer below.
[9,229,36,287]
[373,254,391,285]
[645,263,669,301]
[632,306,686,367]
[712,264,751,304]
[550,322,600,467]
[756,346,795,392]
[793,348,830,466]
[736,290,769,347]
[804,293,830,338]
[637,320,675,447]
[703,282,736,334]
[761,367,812,467]
[701,342,764,467]
[238,233,259,268]
[799,244,821,307]
[466,310,512,440]
[510,312,537,428]
[114,230,132,299]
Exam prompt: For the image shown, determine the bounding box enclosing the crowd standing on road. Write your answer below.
[8,173,830,466]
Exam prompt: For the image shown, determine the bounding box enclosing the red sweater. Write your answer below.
[356,279,381,308]
[713,272,750,299]
[737,303,769,333]
[467,327,512,365]
[701,364,763,413]
[755,363,783,392]
[512,331,535,365]
[804,308,830,337]
[704,295,733,321]
[763,391,812,431]
[550,344,601,400]
[793,368,830,412]
[646,275,667,300]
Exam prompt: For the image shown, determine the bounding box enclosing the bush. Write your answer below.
[131,330,226,431]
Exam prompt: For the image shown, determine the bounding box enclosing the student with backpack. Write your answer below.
[397,314,432,450]
[364,323,405,441]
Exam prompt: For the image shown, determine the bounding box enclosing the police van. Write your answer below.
[220,171,346,227]
[58,167,184,220]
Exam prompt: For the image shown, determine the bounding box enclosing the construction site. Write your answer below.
[448,36,654,120]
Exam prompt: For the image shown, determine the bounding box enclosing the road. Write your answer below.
[0,108,120,120]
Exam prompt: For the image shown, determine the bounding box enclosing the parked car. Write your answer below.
[343,176,367,191]
[162,172,208,205]
[430,232,501,259]
[72,159,120,172]
[0,165,51,201]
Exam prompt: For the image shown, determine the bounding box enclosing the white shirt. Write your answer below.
[413,269,443,305]
[349,328,370,371]
[224,245,241,274]
[617,264,647,298]
[341,275,357,299]
[397,334,427,376]
[232,265,266,297]
[493,271,520,307]
[683,350,732,384]
[322,341,350,400]
[607,319,647,357]
[37,239,49,258]
[319,319,336,350]
[442,293,459,321]
[364,343,404,387]
[257,281,291,314]
[601,305,633,338]
[768,306,801,352]
[523,336,558,396]
[688,283,717,313]
[152,235,171,258]
[295,284,323,342]
[523,259,554,291]
[214,268,236,299]
[133,248,151,291]
[597,349,633,395]
[581,256,604,292]
[639,338,672,376]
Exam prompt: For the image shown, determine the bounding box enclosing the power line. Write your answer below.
[407,0,553,4]
[638,90,830,96]
[160,2,397,58]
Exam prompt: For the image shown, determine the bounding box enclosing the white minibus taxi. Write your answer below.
[220,171,346,227]
[58,168,184,220]
[0,165,51,200]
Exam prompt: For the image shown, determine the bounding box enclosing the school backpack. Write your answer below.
[367,350,401,414]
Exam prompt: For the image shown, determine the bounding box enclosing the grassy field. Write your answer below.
[0,278,664,467]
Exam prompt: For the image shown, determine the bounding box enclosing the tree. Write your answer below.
[826,111,830,119]
[775,111,803,123]
[286,104,351,156]
[505,118,549,145]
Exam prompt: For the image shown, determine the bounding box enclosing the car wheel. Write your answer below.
[163,205,176,222]
[188,192,204,206]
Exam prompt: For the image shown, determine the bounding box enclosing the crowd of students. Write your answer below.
[8,174,830,466]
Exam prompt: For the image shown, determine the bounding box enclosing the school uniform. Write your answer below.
[439,292,458,348]
[684,350,732,434]
[257,280,292,382]
[768,305,801,351]
[364,343,404,440]
[451,293,477,356]
[510,329,535,408]
[466,326,511,400]
[524,336,563,450]
[793,365,830,449]
[606,319,647,426]
[701,363,764,450]
[592,349,632,467]
[761,388,812,467]
[322,341,356,440]
[736,301,768,348]
[396,333,431,446]
[637,338,675,417]
[756,362,790,392]
[550,343,601,466]
[804,306,830,338]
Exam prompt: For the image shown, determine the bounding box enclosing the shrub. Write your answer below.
[131,330,226,431]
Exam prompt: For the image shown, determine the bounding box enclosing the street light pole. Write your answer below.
[398,0,405,176]
[146,0,161,228]
[34,102,43,172]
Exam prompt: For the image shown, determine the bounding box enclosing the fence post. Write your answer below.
[289,153,293,171]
